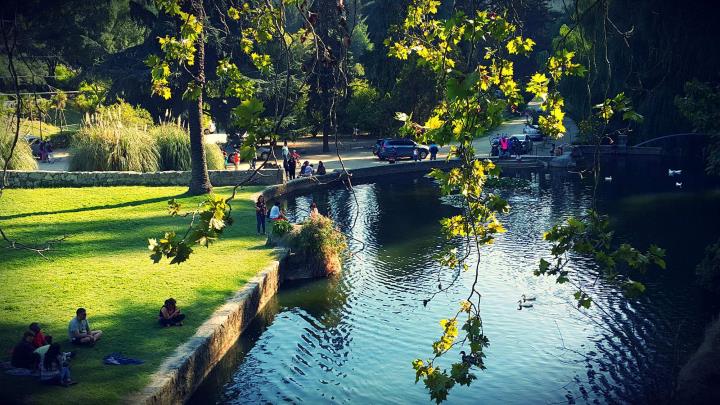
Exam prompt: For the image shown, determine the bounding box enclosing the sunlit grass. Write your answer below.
[0,186,274,404]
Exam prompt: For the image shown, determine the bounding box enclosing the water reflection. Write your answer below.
[192,166,720,404]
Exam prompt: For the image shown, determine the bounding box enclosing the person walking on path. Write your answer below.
[281,140,290,161]
[288,157,297,180]
[429,143,439,160]
[256,195,267,234]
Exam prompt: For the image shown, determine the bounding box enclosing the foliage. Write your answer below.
[696,237,720,295]
[536,210,666,306]
[152,124,224,171]
[292,215,347,261]
[345,79,381,132]
[0,186,273,404]
[69,121,159,172]
[74,80,110,113]
[272,218,293,236]
[149,194,234,264]
[675,80,720,175]
[1,120,38,170]
[95,99,153,128]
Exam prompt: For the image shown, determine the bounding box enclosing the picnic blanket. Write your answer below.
[103,353,144,365]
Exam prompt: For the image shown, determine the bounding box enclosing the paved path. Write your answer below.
[292,108,577,173]
[35,103,578,174]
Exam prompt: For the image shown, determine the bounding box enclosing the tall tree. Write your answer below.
[305,0,351,152]
[186,0,212,195]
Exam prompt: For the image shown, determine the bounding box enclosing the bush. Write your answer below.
[69,123,159,172]
[205,143,225,170]
[0,121,38,170]
[152,124,225,171]
[293,215,347,261]
[272,219,293,236]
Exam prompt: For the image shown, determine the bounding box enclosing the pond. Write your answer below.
[191,162,720,404]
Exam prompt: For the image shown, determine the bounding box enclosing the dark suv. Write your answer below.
[376,138,430,160]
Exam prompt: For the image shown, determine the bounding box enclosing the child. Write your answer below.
[29,322,51,348]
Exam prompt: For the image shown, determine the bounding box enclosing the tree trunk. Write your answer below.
[188,0,212,195]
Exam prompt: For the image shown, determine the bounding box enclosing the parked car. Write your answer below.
[376,138,430,160]
[372,138,388,156]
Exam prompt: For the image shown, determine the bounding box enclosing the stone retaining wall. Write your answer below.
[130,158,553,404]
[128,257,285,405]
[5,169,284,188]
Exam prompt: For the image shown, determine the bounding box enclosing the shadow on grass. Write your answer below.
[0,286,251,404]
[1,200,269,269]
[0,193,189,221]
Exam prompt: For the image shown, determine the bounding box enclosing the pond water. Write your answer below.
[192,162,720,404]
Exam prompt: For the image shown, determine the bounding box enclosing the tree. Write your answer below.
[304,0,351,152]
[147,0,212,195]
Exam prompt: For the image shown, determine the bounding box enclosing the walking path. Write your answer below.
[33,104,578,174]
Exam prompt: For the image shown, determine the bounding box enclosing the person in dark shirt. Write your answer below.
[158,298,186,327]
[256,195,267,234]
[316,161,327,175]
[11,332,37,369]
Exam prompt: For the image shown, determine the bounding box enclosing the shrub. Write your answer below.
[293,215,347,261]
[272,219,293,236]
[205,143,225,170]
[152,124,225,171]
[93,100,152,128]
[69,123,159,172]
[0,120,38,170]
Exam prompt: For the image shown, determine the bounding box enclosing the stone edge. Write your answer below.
[126,256,284,405]
[128,158,547,404]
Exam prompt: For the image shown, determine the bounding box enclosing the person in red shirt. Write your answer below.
[29,322,51,348]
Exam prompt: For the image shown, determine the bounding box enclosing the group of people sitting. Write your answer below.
[10,308,101,387]
[280,141,327,180]
[8,300,184,388]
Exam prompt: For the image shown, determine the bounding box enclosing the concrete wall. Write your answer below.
[5,169,284,188]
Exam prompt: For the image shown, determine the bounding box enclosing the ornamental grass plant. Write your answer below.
[151,123,225,171]
[69,105,159,172]
[0,119,38,170]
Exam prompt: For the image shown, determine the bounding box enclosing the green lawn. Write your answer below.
[0,186,275,404]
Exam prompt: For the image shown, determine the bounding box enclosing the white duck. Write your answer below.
[668,169,682,177]
[604,176,612,182]
[675,182,683,188]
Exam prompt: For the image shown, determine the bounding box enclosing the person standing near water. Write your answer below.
[256,195,267,234]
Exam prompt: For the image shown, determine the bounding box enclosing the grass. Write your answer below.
[0,186,275,404]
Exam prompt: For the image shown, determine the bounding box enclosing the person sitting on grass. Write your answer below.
[29,322,51,348]
[40,343,76,387]
[68,308,102,346]
[158,298,185,327]
[11,331,37,369]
